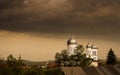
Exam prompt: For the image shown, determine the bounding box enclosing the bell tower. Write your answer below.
[86,43,98,67]
[67,36,77,55]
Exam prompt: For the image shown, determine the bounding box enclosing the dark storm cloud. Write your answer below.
[0,0,120,36]
[0,0,24,9]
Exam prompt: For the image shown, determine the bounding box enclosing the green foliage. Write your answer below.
[44,68,64,75]
[0,54,64,75]
[55,44,93,67]
[2,54,24,75]
[106,48,117,65]
[6,54,24,67]
[23,68,42,75]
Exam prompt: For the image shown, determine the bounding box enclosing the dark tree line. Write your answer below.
[0,54,64,75]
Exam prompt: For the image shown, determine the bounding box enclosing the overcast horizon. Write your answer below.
[0,0,120,61]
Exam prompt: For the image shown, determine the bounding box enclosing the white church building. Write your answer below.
[67,36,98,67]
[86,43,98,67]
[67,36,77,55]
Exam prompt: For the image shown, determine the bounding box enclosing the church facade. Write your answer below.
[67,36,98,67]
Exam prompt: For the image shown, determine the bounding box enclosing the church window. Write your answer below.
[92,51,97,56]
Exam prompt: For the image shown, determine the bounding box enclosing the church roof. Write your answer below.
[86,43,98,49]
[62,65,120,75]
[86,44,92,48]
[91,45,98,49]
[67,36,77,45]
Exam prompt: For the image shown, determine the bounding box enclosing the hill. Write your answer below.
[23,60,55,66]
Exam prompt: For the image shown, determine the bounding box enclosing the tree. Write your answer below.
[6,54,24,75]
[6,54,17,67]
[106,48,117,65]
[55,44,92,67]
[75,45,84,54]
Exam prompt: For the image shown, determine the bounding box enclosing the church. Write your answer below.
[67,36,98,67]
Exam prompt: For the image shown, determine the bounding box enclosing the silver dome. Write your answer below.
[91,45,98,49]
[86,42,92,48]
[67,37,77,45]
[86,44,92,48]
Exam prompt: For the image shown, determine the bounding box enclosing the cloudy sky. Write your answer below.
[0,0,120,61]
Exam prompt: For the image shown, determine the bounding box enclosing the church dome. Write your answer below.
[86,44,92,48]
[91,45,98,49]
[67,36,77,45]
